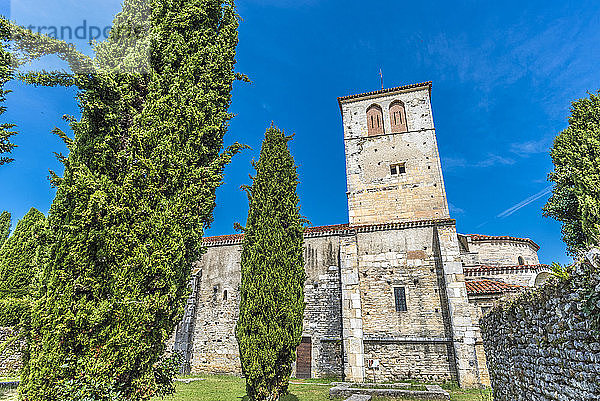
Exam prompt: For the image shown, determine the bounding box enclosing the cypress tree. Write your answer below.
[544,91,600,254]
[0,211,10,248]
[0,208,44,328]
[236,126,306,401]
[0,22,17,166]
[18,0,242,399]
[0,208,45,299]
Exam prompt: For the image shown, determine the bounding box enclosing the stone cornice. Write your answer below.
[464,264,551,276]
[203,218,456,247]
[363,335,452,344]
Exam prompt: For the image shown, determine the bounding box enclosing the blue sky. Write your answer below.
[2,0,600,265]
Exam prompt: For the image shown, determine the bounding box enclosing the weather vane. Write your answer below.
[379,68,384,89]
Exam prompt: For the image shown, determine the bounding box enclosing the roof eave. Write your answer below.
[337,81,432,114]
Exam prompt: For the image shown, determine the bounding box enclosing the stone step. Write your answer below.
[344,395,372,401]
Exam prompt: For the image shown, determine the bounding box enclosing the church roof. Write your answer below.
[464,233,540,251]
[202,223,350,245]
[465,279,524,296]
[337,81,432,107]
[202,219,455,246]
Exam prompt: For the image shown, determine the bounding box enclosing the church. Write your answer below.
[169,81,551,388]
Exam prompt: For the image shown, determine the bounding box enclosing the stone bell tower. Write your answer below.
[338,82,450,225]
[336,82,482,388]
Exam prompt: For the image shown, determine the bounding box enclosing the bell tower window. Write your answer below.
[389,100,408,133]
[366,104,384,136]
[390,163,406,176]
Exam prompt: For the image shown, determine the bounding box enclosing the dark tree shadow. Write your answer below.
[241,394,300,401]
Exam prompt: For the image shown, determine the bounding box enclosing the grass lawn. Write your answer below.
[0,375,493,400]
[160,376,493,401]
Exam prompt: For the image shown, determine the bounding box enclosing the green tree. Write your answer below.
[0,22,17,166]
[0,208,44,299]
[0,208,44,330]
[544,91,600,254]
[14,0,242,400]
[0,211,10,248]
[236,126,306,401]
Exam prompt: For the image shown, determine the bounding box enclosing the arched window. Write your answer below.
[389,100,408,133]
[366,104,384,136]
[518,256,525,265]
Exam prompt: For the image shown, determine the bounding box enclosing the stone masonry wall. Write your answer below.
[363,341,455,383]
[467,240,539,267]
[481,251,600,401]
[190,242,242,375]
[189,233,344,379]
[301,234,344,378]
[0,327,22,376]
[356,227,448,339]
[349,220,480,386]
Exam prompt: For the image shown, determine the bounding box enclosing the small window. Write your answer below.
[390,163,406,176]
[518,256,525,266]
[223,290,228,301]
[394,287,407,312]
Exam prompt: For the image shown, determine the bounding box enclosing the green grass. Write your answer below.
[159,376,492,401]
[0,375,492,401]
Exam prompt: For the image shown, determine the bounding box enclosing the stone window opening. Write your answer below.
[390,162,406,176]
[366,104,385,136]
[389,100,408,134]
[223,289,228,301]
[394,287,407,312]
[518,256,525,265]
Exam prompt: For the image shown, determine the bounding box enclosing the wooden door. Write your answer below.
[296,336,311,379]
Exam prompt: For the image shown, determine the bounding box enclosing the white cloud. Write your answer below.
[442,153,515,172]
[475,154,515,168]
[239,0,318,8]
[497,185,553,219]
[509,138,552,157]
[449,202,465,215]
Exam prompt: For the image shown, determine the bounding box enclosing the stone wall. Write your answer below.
[341,219,480,387]
[356,228,448,339]
[189,242,242,375]
[188,233,344,379]
[481,251,600,401]
[363,340,455,383]
[0,327,22,376]
[185,219,482,385]
[301,234,344,378]
[466,239,539,267]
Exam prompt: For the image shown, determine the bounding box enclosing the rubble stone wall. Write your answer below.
[0,327,22,376]
[481,252,600,401]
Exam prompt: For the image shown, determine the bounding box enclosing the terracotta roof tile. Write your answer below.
[337,82,432,107]
[202,233,244,244]
[465,279,524,295]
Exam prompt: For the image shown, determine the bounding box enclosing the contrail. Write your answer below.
[497,185,553,218]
